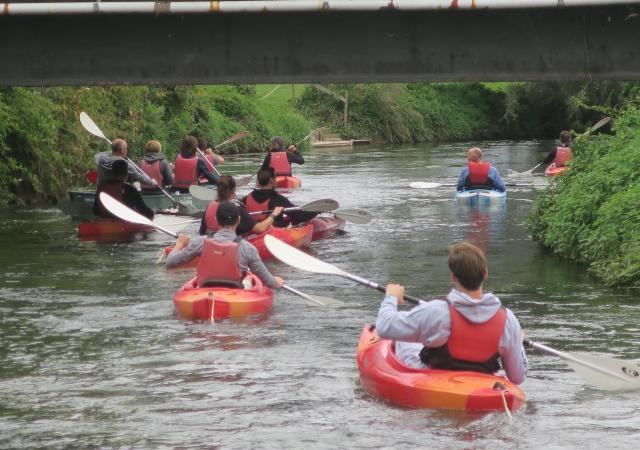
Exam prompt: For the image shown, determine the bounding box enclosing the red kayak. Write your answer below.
[545,163,568,177]
[310,215,346,241]
[173,272,273,320]
[275,175,301,189]
[356,325,526,411]
[77,218,154,239]
[164,223,313,269]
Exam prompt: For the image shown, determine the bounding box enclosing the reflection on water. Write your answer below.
[0,141,638,448]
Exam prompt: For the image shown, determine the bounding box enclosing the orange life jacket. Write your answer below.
[195,239,244,288]
[244,193,271,221]
[140,160,163,190]
[555,146,572,167]
[467,161,491,187]
[269,151,292,176]
[173,154,198,189]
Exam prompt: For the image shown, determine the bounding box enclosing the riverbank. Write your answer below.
[528,102,640,287]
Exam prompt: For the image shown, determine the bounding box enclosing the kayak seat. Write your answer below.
[198,279,244,289]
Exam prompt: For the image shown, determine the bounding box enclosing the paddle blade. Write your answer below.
[281,284,344,307]
[79,111,109,143]
[189,185,217,201]
[568,352,640,391]
[409,182,444,189]
[334,208,373,224]
[585,117,611,135]
[265,235,346,277]
[99,192,153,227]
[300,198,339,213]
[215,131,250,149]
[235,174,254,187]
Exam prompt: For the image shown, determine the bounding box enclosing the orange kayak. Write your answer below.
[356,325,526,411]
[310,215,346,241]
[545,163,568,176]
[164,223,313,268]
[173,273,273,320]
[275,175,301,189]
[77,218,154,239]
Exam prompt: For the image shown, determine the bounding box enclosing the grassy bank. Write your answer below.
[528,102,640,287]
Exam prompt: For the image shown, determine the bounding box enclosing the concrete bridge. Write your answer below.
[1,1,639,85]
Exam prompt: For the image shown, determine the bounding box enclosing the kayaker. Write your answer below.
[259,136,305,176]
[94,138,156,186]
[199,175,284,236]
[197,137,225,168]
[241,169,319,227]
[456,147,506,192]
[172,135,219,193]
[166,201,284,289]
[542,131,572,167]
[93,159,154,219]
[375,242,528,385]
[139,140,174,192]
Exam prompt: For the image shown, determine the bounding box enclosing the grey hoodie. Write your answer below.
[94,151,152,185]
[375,289,528,384]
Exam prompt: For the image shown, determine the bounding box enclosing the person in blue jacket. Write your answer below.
[456,147,506,192]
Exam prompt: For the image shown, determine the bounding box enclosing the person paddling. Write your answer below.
[197,137,225,168]
[139,140,174,192]
[542,131,572,168]
[456,147,506,192]
[241,169,319,227]
[173,135,219,193]
[199,175,284,236]
[93,160,154,220]
[166,201,284,290]
[259,136,304,177]
[375,242,528,384]
[94,138,155,187]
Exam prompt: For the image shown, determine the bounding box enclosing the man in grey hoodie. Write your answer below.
[94,138,155,186]
[375,242,528,385]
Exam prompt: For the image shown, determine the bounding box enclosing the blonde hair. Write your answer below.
[448,242,488,290]
[467,147,483,162]
[144,140,162,153]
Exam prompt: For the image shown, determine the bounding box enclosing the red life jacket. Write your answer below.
[420,302,506,373]
[173,154,198,189]
[269,151,292,176]
[204,201,220,233]
[555,146,572,167]
[140,160,163,190]
[94,181,124,217]
[206,154,216,168]
[468,161,491,186]
[195,239,244,288]
[244,192,271,221]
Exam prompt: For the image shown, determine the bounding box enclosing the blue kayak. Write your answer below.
[455,189,506,206]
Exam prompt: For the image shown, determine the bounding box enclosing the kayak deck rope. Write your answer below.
[493,382,513,423]
[155,248,167,264]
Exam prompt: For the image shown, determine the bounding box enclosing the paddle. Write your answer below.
[332,208,373,224]
[524,339,640,391]
[295,128,322,147]
[98,192,337,308]
[264,234,640,391]
[248,199,339,216]
[409,181,537,189]
[80,112,196,214]
[196,132,249,178]
[189,185,217,201]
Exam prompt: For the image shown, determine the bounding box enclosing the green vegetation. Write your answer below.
[528,102,640,287]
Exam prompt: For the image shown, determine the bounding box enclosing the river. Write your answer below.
[0,141,638,448]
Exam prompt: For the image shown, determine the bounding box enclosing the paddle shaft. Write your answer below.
[344,272,422,305]
[249,205,317,216]
[295,128,320,147]
[196,148,222,177]
[124,156,188,208]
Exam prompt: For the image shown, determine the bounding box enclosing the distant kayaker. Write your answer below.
[542,131,572,167]
[166,201,284,289]
[197,137,225,169]
[94,138,156,186]
[375,242,528,385]
[259,136,305,176]
[199,175,284,236]
[241,169,319,227]
[456,147,506,192]
[93,159,154,220]
[139,140,174,192]
[172,135,219,193]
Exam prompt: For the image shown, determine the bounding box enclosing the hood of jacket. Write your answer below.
[249,188,277,203]
[447,289,502,323]
[143,152,167,163]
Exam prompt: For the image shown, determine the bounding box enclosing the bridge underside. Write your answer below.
[1,5,639,85]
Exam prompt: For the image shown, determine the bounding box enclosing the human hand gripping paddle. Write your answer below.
[80,112,197,215]
[98,192,341,308]
[197,131,250,177]
[264,235,640,392]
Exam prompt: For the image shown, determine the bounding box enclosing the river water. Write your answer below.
[0,142,638,449]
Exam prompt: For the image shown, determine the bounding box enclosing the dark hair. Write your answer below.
[216,200,240,226]
[271,136,285,151]
[447,242,488,291]
[111,159,128,179]
[111,138,127,154]
[559,131,571,146]
[256,168,275,187]
[216,175,236,202]
[197,137,209,150]
[180,135,198,156]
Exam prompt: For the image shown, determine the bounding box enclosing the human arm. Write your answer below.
[197,159,219,185]
[160,160,174,186]
[542,148,557,165]
[126,160,155,185]
[498,310,529,385]
[456,168,468,192]
[249,206,284,234]
[166,236,206,269]
[199,207,208,236]
[489,167,506,192]
[259,154,271,172]
[287,147,305,165]
[205,148,225,165]
[239,241,282,288]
